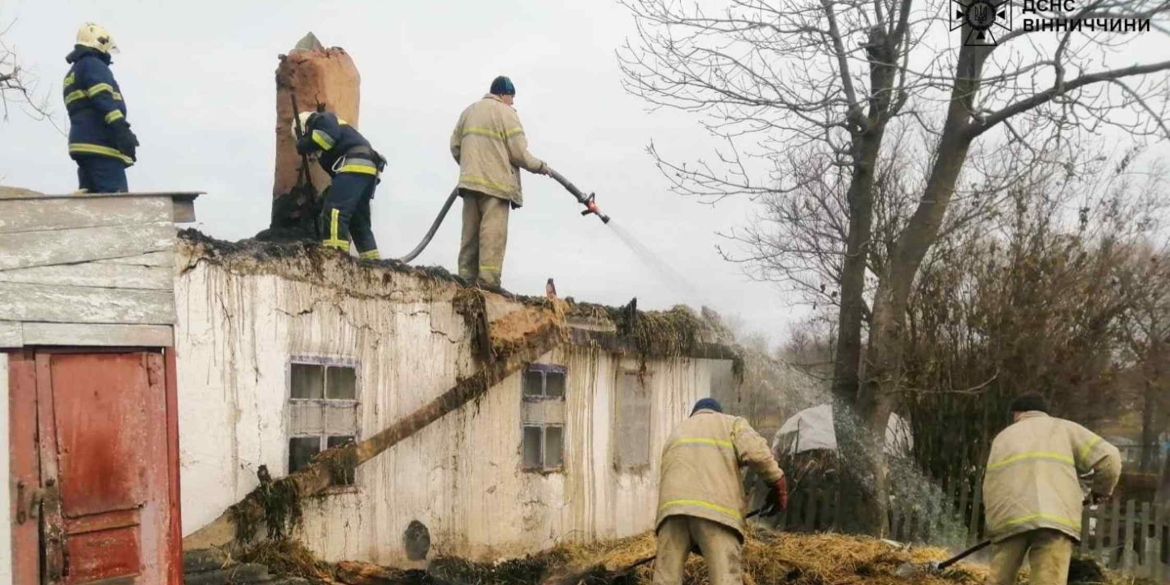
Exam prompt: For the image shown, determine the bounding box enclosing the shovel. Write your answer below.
[544,509,765,585]
[894,539,991,578]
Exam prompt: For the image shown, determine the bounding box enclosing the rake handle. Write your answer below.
[937,539,991,571]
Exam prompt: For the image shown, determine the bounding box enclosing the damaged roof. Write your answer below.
[177,229,741,366]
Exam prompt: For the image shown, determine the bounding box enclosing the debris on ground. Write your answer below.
[554,529,986,585]
[231,529,1156,585]
[239,538,335,582]
[1066,556,1109,585]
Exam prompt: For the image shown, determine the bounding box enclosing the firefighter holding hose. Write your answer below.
[449,75,549,290]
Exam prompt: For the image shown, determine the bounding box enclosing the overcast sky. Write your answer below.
[4,0,1167,349]
[0,0,810,346]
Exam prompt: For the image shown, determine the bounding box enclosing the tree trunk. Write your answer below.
[831,130,884,533]
[1158,445,1170,504]
[829,16,908,531]
[832,132,882,402]
[1141,377,1158,471]
[847,37,993,537]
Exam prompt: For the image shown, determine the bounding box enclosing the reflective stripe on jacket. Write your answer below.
[449,94,544,207]
[296,112,380,178]
[63,46,132,166]
[983,412,1121,543]
[656,409,785,539]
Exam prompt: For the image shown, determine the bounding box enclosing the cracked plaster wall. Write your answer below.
[174,252,727,564]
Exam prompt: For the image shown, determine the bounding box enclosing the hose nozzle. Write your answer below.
[580,193,611,224]
[547,167,611,224]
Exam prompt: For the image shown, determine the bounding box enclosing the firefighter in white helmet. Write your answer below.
[63,23,138,193]
[292,110,386,259]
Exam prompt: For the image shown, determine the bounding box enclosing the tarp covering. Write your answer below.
[772,404,913,457]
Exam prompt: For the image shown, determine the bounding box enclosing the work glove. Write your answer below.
[762,476,789,517]
[110,119,139,162]
[1088,491,1111,506]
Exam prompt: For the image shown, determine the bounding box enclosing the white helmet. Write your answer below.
[76,23,118,54]
[291,111,316,140]
[291,110,350,138]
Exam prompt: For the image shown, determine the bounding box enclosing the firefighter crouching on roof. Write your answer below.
[293,110,386,260]
[654,398,789,585]
[64,23,138,193]
[449,75,550,290]
[983,393,1121,585]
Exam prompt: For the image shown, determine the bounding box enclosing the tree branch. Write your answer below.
[971,60,1170,138]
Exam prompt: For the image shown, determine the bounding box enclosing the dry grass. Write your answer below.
[554,529,986,585]
[238,538,335,582]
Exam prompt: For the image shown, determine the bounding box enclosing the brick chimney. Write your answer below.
[270,32,361,232]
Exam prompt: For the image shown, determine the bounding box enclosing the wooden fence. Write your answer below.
[765,486,1170,581]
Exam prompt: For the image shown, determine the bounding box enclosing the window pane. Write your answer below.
[291,364,325,399]
[523,370,544,397]
[522,426,543,468]
[288,436,321,473]
[616,373,651,468]
[326,366,357,400]
[545,426,564,469]
[545,371,566,399]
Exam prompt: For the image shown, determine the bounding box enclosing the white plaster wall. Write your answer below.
[0,353,11,585]
[175,258,719,564]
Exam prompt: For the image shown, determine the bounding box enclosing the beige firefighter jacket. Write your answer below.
[983,412,1121,543]
[656,409,785,539]
[450,94,545,207]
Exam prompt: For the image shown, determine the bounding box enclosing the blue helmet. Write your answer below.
[490,75,516,96]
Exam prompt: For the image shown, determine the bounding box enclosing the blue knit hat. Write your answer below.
[490,75,516,96]
[691,398,723,415]
[1010,392,1049,414]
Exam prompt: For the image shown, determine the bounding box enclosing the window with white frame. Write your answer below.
[521,364,566,472]
[615,371,652,470]
[287,358,360,485]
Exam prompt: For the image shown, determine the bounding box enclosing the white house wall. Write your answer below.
[175,253,720,564]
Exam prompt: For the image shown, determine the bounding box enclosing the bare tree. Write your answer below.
[902,152,1165,481]
[1,18,58,124]
[1115,241,1170,471]
[619,0,933,531]
[623,0,1170,533]
[618,0,933,415]
[857,0,1170,532]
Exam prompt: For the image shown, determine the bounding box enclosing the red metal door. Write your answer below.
[9,350,177,585]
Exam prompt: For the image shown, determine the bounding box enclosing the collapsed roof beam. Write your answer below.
[182,291,566,550]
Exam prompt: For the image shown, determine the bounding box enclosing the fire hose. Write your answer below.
[395,167,609,263]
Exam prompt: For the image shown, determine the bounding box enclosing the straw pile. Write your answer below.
[243,529,1147,585]
[555,529,986,585]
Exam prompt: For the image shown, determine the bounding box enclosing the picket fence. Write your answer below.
[767,486,1170,581]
